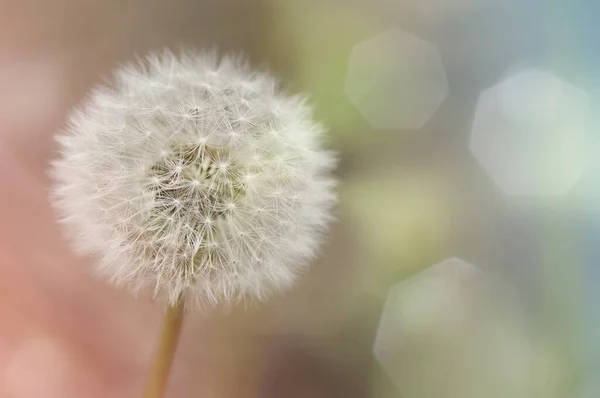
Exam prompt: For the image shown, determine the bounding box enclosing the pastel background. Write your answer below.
[0,0,596,397]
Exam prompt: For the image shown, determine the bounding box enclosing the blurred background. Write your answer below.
[0,0,598,397]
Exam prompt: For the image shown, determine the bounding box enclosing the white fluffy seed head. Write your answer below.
[50,50,337,307]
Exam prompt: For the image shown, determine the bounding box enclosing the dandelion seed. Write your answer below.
[49,50,337,307]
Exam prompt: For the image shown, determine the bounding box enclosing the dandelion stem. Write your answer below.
[143,296,186,398]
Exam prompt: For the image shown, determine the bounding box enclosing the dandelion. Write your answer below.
[49,50,337,397]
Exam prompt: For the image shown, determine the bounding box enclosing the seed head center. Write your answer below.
[148,143,245,222]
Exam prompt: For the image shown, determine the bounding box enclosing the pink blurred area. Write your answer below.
[0,0,271,177]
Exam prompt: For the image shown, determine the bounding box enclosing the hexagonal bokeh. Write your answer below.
[374,258,533,398]
[470,68,591,196]
[345,28,448,130]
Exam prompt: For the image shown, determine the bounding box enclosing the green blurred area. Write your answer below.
[264,1,588,397]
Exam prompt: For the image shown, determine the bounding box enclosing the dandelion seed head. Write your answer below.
[50,50,337,307]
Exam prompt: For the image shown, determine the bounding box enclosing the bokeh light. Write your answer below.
[374,258,536,398]
[470,68,592,197]
[345,28,448,130]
